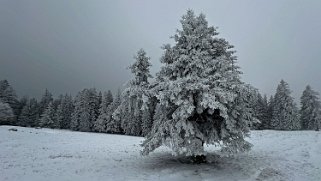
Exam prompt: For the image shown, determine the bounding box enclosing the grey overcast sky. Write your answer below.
[1,0,321,100]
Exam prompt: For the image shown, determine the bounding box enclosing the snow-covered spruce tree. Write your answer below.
[300,85,321,130]
[0,80,20,123]
[39,102,56,128]
[56,94,74,129]
[97,91,103,108]
[142,10,255,157]
[95,91,103,122]
[17,96,29,123]
[70,93,82,131]
[270,80,300,130]
[39,89,53,118]
[114,49,152,136]
[53,94,63,110]
[93,106,107,132]
[259,95,270,129]
[28,98,40,127]
[0,99,14,124]
[115,91,132,134]
[105,90,114,107]
[141,95,157,136]
[71,88,99,132]
[17,98,31,127]
[63,94,74,129]
[248,89,260,129]
[17,98,40,127]
[254,93,269,130]
[55,96,64,129]
[93,91,113,132]
[106,89,122,133]
[265,96,274,129]
[90,89,101,131]
[317,111,321,131]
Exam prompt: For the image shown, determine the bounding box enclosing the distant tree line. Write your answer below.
[0,67,320,135]
[250,80,321,131]
[0,49,156,136]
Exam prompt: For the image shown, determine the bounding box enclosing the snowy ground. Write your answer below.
[0,126,320,181]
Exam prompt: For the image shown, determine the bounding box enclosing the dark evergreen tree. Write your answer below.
[56,94,74,129]
[71,88,99,132]
[265,96,274,129]
[106,89,122,133]
[53,94,64,110]
[0,99,14,124]
[28,98,40,127]
[106,90,114,107]
[141,92,157,136]
[17,98,31,127]
[17,98,40,127]
[300,85,321,130]
[114,49,152,136]
[39,102,56,128]
[97,91,103,111]
[0,80,20,123]
[271,80,300,130]
[39,89,53,117]
[255,93,269,130]
[93,92,110,132]
[17,96,29,123]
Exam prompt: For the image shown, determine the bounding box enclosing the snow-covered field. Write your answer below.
[0,126,320,181]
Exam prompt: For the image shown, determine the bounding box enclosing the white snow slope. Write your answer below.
[1,126,320,181]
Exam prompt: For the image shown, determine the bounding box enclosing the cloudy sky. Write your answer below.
[1,0,321,100]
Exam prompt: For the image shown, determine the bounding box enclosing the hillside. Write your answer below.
[1,126,320,181]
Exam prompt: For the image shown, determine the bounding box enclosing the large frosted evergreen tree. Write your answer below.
[114,49,152,136]
[271,80,300,130]
[142,10,255,157]
[300,85,321,130]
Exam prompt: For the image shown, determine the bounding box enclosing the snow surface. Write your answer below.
[1,126,320,181]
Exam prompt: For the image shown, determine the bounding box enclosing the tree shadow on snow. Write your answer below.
[139,151,285,180]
